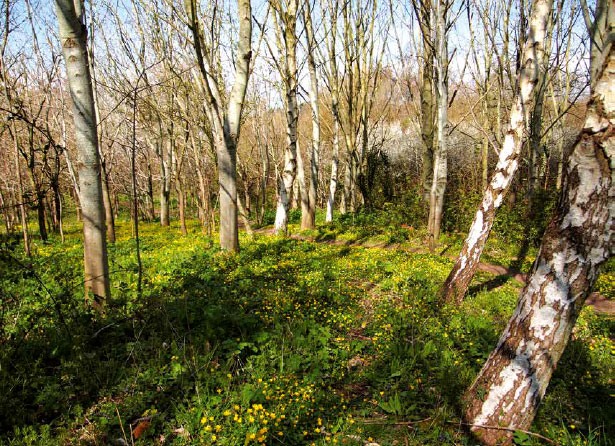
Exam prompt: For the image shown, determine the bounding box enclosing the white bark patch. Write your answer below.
[561,148,601,229]
[496,136,516,168]
[474,360,525,427]
[466,210,484,250]
[595,65,615,115]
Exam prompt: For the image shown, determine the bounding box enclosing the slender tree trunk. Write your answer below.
[302,0,319,230]
[13,130,30,257]
[146,161,155,220]
[131,89,142,298]
[101,162,115,242]
[56,0,110,307]
[160,140,172,227]
[297,144,311,228]
[0,189,9,234]
[36,191,48,242]
[427,0,448,252]
[58,191,65,243]
[73,186,82,221]
[463,37,615,445]
[273,0,299,235]
[341,157,351,214]
[527,6,555,203]
[177,180,187,235]
[440,0,552,302]
[481,137,489,191]
[185,0,251,251]
[326,117,340,223]
[238,194,253,237]
[50,182,62,236]
[259,143,269,225]
[420,2,435,204]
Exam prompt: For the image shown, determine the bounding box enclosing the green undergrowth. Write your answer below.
[1,217,613,445]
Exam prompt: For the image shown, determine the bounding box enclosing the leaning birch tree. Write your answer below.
[184,0,253,252]
[55,0,110,307]
[440,0,553,302]
[463,11,614,443]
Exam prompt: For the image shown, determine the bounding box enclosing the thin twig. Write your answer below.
[358,417,432,426]
[115,406,130,445]
[448,421,556,444]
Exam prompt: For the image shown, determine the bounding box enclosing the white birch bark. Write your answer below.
[272,0,299,235]
[326,118,340,222]
[440,0,552,302]
[302,0,319,229]
[55,0,110,306]
[464,34,615,444]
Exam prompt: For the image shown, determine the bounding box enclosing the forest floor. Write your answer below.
[265,231,615,316]
[1,214,613,446]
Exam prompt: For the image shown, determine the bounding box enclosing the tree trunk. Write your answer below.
[326,117,340,223]
[420,1,435,204]
[427,0,448,252]
[440,0,552,302]
[0,189,10,234]
[217,129,240,249]
[259,143,269,225]
[101,161,115,242]
[36,191,48,242]
[13,130,30,256]
[56,0,110,307]
[160,140,172,227]
[463,37,615,445]
[238,194,253,237]
[177,180,187,235]
[302,0,319,230]
[185,0,251,252]
[73,186,82,221]
[297,144,311,229]
[273,0,299,235]
[481,137,489,191]
[527,6,555,203]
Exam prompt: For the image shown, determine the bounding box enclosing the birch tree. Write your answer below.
[322,0,341,223]
[55,0,111,306]
[301,0,320,230]
[271,0,300,234]
[440,0,553,302]
[463,13,614,442]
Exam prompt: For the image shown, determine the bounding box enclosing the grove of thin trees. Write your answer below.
[0,0,611,444]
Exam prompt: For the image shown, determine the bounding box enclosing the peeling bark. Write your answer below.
[463,34,615,446]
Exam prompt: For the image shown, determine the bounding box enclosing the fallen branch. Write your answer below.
[447,421,556,444]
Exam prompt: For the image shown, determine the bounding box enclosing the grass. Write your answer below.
[0,214,613,445]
